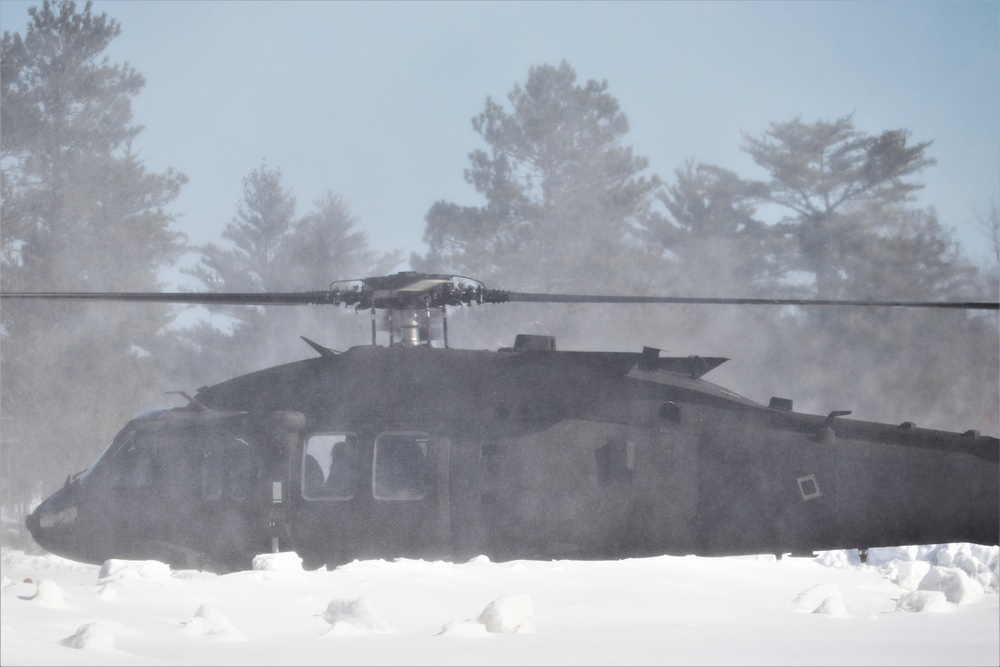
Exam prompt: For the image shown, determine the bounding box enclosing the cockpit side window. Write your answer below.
[94,431,157,488]
[373,432,428,500]
[202,437,252,501]
[302,433,359,500]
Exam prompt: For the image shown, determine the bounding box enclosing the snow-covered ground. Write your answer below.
[1,544,997,666]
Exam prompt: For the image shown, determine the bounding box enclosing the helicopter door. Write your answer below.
[369,431,450,558]
[292,430,450,566]
[172,410,303,571]
[197,432,257,568]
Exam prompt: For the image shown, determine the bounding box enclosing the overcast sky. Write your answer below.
[2,0,998,279]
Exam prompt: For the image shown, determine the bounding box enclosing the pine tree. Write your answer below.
[639,160,781,297]
[184,164,400,378]
[731,115,996,434]
[413,61,668,350]
[416,61,662,294]
[741,114,943,299]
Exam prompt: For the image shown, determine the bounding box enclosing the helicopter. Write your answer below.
[4,271,998,573]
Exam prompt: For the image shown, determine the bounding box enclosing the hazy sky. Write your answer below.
[2,0,998,281]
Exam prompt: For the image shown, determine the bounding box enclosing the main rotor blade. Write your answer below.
[507,292,1000,310]
[0,291,338,306]
[3,289,998,311]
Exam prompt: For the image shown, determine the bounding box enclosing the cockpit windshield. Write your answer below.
[78,414,253,497]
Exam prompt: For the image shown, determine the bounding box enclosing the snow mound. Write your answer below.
[477,593,534,633]
[21,579,68,608]
[812,597,850,617]
[891,560,932,591]
[896,590,954,613]
[60,622,115,649]
[815,543,1000,596]
[0,575,13,589]
[814,550,858,568]
[322,597,389,635]
[252,552,303,572]
[182,604,240,638]
[936,545,999,592]
[98,559,171,582]
[916,566,985,605]
[863,544,999,590]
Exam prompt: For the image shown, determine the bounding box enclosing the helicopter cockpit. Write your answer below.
[27,408,266,569]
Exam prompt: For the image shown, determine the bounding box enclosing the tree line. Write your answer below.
[2,1,997,548]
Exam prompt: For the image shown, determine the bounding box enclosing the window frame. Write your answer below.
[372,431,430,501]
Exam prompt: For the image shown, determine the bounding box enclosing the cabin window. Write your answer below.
[202,437,251,501]
[303,433,359,500]
[373,432,428,500]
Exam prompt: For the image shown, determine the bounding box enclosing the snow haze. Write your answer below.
[2,544,997,666]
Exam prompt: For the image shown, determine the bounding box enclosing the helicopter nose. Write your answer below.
[26,488,81,557]
[25,507,40,536]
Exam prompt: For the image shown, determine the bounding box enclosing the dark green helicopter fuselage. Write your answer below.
[27,338,999,572]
